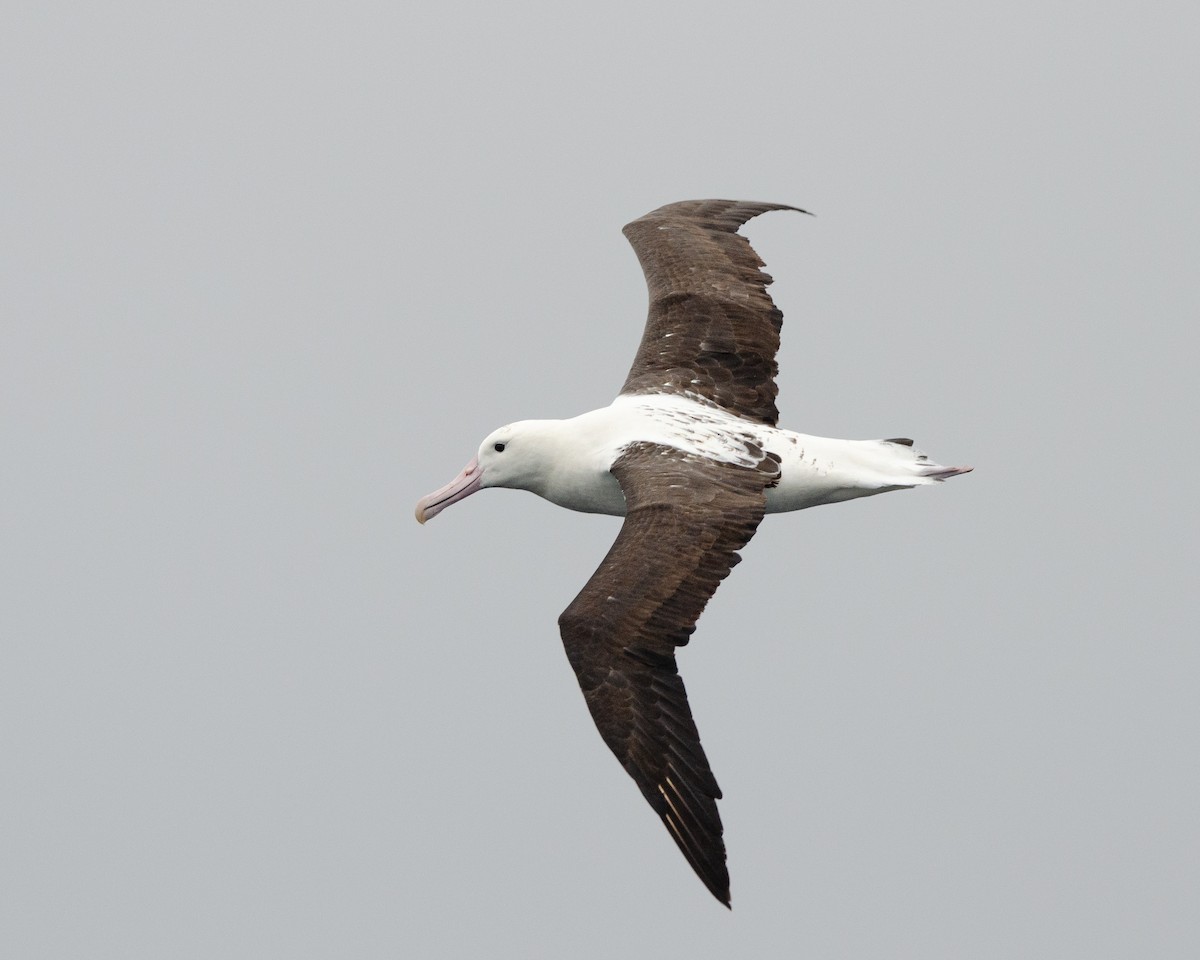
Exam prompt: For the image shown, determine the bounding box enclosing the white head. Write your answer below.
[414,421,560,523]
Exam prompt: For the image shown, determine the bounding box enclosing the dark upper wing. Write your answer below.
[557,441,780,906]
[620,200,809,427]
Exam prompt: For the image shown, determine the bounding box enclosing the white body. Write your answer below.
[477,394,965,517]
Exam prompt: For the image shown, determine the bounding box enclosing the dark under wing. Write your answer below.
[620,200,809,428]
[557,442,781,906]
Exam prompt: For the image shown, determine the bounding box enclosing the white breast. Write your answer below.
[530,394,953,518]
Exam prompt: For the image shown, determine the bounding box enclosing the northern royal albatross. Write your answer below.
[415,200,971,907]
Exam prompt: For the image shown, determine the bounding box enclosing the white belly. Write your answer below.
[762,430,922,512]
[538,395,940,518]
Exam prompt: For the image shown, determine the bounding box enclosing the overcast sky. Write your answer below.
[3,2,1198,958]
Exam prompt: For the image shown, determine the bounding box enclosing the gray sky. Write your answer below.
[3,2,1197,957]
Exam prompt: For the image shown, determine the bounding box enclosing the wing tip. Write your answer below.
[701,868,732,908]
[624,199,814,235]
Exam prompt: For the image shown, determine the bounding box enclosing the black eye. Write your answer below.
[493,442,506,452]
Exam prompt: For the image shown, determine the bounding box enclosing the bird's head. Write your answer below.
[414,421,558,523]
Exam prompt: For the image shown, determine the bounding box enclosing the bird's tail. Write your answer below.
[880,437,973,484]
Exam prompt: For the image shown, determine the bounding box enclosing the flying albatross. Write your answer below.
[415,199,971,906]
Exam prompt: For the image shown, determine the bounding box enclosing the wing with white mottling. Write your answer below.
[558,441,780,906]
[620,200,809,427]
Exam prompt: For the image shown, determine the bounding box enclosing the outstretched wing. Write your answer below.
[620,200,809,427]
[558,441,780,906]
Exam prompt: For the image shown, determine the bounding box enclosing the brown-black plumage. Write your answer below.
[620,200,810,427]
[558,442,781,906]
[415,198,972,907]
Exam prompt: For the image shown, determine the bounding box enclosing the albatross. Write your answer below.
[415,199,971,906]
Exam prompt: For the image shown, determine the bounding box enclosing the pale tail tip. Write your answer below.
[923,464,973,480]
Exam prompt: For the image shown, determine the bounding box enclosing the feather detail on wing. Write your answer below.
[620,200,809,427]
[558,441,781,905]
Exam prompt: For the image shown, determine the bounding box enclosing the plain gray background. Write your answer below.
[4,2,1197,957]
